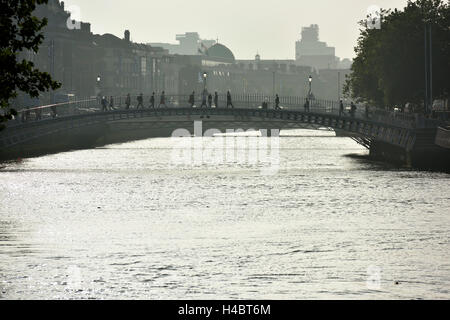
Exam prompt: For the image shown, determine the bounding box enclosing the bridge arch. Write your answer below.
[0,97,419,161]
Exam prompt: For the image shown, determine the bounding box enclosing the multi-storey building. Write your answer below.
[295,24,338,70]
[17,0,169,106]
[16,1,352,107]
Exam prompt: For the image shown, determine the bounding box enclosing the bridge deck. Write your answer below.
[1,96,448,161]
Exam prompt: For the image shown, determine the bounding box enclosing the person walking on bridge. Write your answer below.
[101,96,108,111]
[109,96,114,110]
[275,94,281,110]
[159,91,166,108]
[304,98,310,112]
[51,105,57,118]
[189,91,195,108]
[137,93,144,109]
[214,92,219,108]
[208,93,213,108]
[22,107,30,122]
[339,99,344,116]
[149,92,155,108]
[227,91,234,108]
[35,107,42,120]
[262,98,268,110]
[201,89,208,108]
[125,93,131,109]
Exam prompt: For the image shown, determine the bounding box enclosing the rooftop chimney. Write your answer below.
[124,30,130,42]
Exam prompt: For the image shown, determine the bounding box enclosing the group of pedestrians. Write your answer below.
[339,100,358,118]
[101,92,167,111]
[189,90,234,108]
[99,93,362,117]
[261,94,282,110]
[101,96,114,111]
[125,92,167,109]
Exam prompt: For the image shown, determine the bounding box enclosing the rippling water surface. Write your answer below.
[0,130,449,299]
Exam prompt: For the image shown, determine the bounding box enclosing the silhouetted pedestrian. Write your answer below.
[35,108,42,120]
[304,98,310,112]
[339,100,344,116]
[275,94,281,110]
[227,91,234,108]
[208,93,213,108]
[101,96,108,111]
[125,94,131,109]
[150,92,155,108]
[189,91,195,107]
[137,93,144,109]
[201,89,208,108]
[51,105,57,118]
[159,91,166,108]
[109,96,114,110]
[22,107,31,122]
[214,92,219,108]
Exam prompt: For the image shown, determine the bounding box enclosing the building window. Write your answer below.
[141,57,147,76]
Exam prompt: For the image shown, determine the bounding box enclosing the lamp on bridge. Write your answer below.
[95,75,102,97]
[308,75,315,100]
[202,72,208,92]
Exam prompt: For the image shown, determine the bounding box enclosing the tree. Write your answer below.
[344,0,450,110]
[0,0,60,130]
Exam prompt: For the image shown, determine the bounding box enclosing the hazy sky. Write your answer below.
[62,0,409,60]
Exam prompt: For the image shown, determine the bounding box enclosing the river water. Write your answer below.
[0,130,449,300]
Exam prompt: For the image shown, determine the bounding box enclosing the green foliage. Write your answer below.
[344,0,450,109]
[0,0,61,129]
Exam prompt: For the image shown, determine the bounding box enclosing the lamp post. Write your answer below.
[422,3,433,115]
[308,75,313,99]
[424,22,433,115]
[272,71,276,100]
[203,72,208,92]
[95,75,101,97]
[338,71,341,101]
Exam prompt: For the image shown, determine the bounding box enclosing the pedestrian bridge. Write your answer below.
[0,94,444,165]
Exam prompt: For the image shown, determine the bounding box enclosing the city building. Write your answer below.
[234,54,313,96]
[295,24,338,70]
[149,32,216,56]
[15,1,353,107]
[19,0,169,106]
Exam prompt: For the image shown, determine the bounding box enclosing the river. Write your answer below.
[0,129,449,299]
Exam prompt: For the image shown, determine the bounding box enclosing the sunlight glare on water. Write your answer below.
[0,129,449,299]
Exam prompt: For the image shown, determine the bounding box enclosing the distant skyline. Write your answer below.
[62,0,409,60]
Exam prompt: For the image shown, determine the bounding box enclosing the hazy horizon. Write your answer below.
[63,0,409,60]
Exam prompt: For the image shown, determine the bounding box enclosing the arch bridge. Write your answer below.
[0,94,447,168]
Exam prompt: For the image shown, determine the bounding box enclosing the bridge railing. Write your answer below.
[9,98,99,127]
[9,93,433,130]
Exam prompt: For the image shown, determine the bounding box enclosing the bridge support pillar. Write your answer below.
[260,129,280,137]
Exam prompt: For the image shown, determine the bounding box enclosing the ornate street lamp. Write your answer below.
[95,75,102,97]
[308,75,313,99]
[203,72,208,92]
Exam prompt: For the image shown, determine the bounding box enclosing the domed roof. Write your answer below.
[205,43,235,63]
